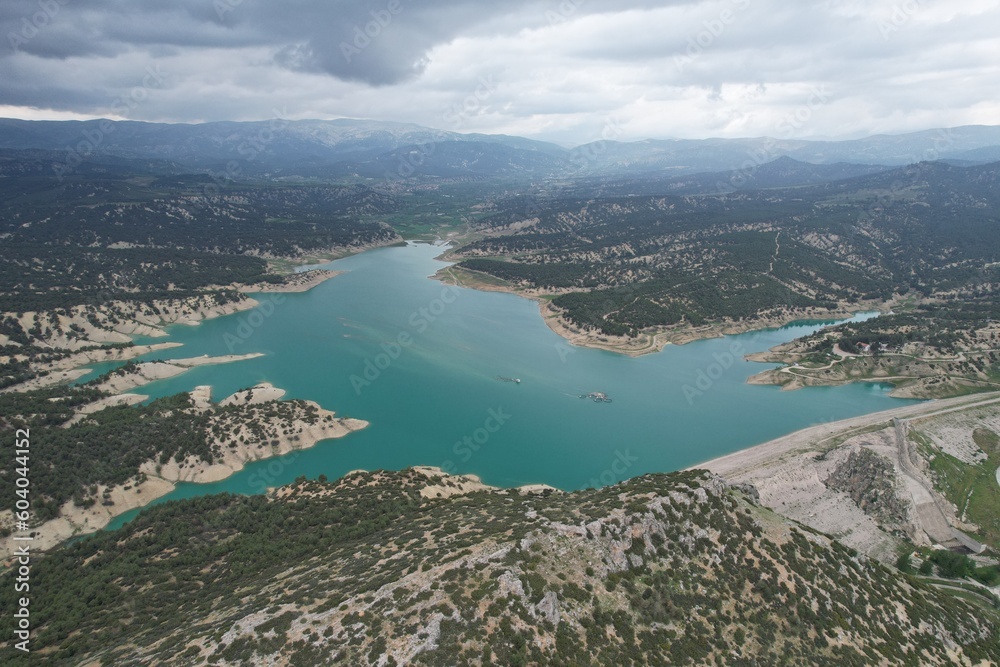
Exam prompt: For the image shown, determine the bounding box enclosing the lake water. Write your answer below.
[104,242,915,529]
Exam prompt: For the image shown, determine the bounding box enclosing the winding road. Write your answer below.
[774,345,1000,390]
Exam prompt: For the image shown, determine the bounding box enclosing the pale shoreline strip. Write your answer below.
[693,391,1000,478]
[238,269,345,294]
[432,263,879,357]
[0,383,367,558]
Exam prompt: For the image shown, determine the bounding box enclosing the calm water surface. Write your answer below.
[104,242,915,529]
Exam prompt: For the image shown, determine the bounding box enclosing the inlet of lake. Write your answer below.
[102,241,917,530]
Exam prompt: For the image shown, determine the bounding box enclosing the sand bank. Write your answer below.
[93,353,265,393]
[0,342,183,394]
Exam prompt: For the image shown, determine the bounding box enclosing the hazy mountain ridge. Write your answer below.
[564,156,895,197]
[3,118,1000,181]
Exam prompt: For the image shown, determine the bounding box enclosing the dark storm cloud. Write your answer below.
[2,1,696,85]
[3,0,524,84]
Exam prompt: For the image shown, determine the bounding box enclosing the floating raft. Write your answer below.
[580,392,612,403]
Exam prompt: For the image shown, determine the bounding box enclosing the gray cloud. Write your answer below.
[1,0,998,143]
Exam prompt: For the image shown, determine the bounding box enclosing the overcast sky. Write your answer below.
[1,0,998,145]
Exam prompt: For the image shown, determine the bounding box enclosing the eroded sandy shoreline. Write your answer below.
[0,383,368,557]
[92,353,266,393]
[237,269,345,294]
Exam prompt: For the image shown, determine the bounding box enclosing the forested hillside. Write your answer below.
[456,161,1000,337]
[0,151,400,311]
[1,468,995,665]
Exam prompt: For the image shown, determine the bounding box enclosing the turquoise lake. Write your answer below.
[104,242,916,529]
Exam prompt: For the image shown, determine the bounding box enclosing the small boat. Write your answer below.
[496,376,521,384]
[580,392,612,403]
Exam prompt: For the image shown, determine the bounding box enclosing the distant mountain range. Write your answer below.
[2,117,999,182]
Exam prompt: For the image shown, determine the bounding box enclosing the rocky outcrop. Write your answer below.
[825,448,909,528]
